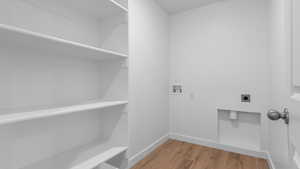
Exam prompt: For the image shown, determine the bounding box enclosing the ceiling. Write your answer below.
[155,0,224,14]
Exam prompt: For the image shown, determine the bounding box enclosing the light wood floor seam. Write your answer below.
[131,139,269,169]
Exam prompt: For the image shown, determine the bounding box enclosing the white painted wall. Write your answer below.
[293,0,300,87]
[155,0,223,14]
[169,0,270,151]
[128,0,169,160]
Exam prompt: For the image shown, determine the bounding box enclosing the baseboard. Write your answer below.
[169,133,268,159]
[128,134,169,168]
[266,152,276,169]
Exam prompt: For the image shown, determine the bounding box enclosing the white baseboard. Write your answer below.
[169,133,268,159]
[128,134,169,168]
[266,152,276,169]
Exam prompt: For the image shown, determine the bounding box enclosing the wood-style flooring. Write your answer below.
[131,140,269,169]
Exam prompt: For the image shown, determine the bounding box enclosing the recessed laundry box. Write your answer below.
[217,108,261,151]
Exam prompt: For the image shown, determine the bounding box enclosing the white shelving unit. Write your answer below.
[0,0,129,168]
[0,101,128,125]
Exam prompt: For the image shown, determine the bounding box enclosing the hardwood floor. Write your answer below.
[131,140,269,169]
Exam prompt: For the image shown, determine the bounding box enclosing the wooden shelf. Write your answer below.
[0,24,128,60]
[0,101,128,125]
[21,140,127,169]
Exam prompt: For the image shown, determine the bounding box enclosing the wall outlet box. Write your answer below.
[172,85,183,93]
[241,94,251,103]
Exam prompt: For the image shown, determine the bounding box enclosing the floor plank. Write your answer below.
[131,140,269,169]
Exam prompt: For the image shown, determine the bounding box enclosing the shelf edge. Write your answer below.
[0,101,128,125]
[0,24,128,59]
[71,146,128,169]
[109,0,128,12]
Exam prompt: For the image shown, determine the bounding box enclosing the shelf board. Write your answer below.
[0,24,128,60]
[71,146,127,169]
[21,140,127,169]
[0,101,128,125]
[110,0,128,12]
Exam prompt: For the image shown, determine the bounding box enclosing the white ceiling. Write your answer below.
[155,0,224,13]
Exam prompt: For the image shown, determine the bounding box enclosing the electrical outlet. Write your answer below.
[241,94,251,103]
